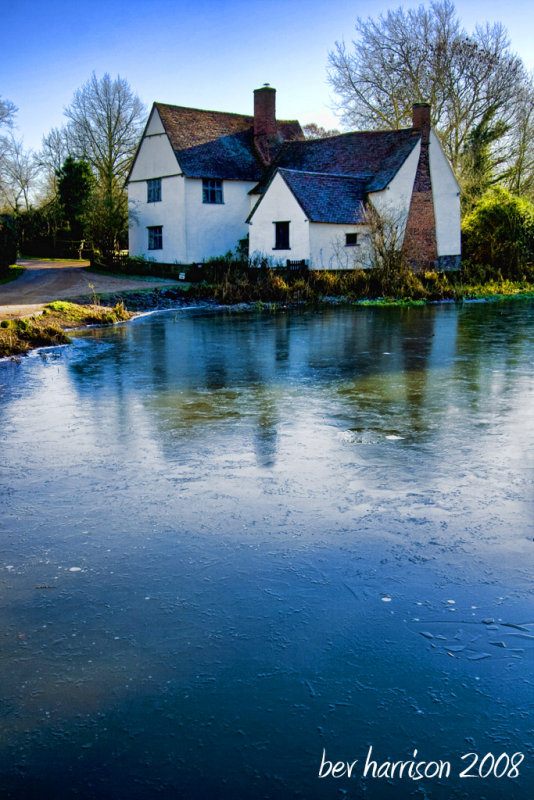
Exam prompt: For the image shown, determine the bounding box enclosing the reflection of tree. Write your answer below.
[454,303,532,411]
[334,307,439,441]
[253,391,278,468]
[398,309,435,435]
[61,303,534,471]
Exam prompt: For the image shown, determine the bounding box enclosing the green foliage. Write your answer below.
[86,180,128,263]
[0,214,18,274]
[57,156,94,239]
[462,187,534,277]
[14,200,71,258]
[460,108,510,213]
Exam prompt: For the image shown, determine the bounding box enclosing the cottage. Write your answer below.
[127,87,461,271]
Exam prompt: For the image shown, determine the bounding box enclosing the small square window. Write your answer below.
[274,221,290,250]
[148,225,163,250]
[345,233,358,247]
[147,178,161,203]
[203,179,223,204]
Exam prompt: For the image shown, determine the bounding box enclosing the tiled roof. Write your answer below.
[155,103,303,181]
[251,129,420,194]
[277,169,367,224]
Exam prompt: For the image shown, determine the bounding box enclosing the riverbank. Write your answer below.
[2,277,534,359]
[0,300,131,358]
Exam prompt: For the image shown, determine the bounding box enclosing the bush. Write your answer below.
[0,214,18,274]
[462,187,534,279]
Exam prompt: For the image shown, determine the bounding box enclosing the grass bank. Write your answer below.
[0,300,131,358]
[188,268,534,305]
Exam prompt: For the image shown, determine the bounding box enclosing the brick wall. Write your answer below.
[403,105,438,271]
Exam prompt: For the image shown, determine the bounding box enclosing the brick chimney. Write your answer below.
[254,84,277,138]
[254,84,278,164]
[412,103,431,144]
[402,101,438,271]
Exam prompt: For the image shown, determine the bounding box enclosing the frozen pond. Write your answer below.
[1,302,533,798]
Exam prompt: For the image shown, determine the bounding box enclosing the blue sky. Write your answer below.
[2,0,533,152]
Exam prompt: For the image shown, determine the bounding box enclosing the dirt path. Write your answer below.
[0,259,180,320]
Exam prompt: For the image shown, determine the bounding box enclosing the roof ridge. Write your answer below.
[278,167,372,180]
[285,127,416,145]
[155,102,253,120]
[154,101,300,127]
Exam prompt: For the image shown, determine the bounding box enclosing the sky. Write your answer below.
[2,0,534,153]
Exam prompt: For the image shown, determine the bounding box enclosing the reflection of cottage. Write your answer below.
[127,87,461,271]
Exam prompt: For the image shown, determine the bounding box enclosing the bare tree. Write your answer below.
[0,97,17,130]
[65,72,145,187]
[504,80,534,200]
[63,73,145,258]
[0,96,17,177]
[0,136,42,212]
[328,1,526,172]
[40,127,70,195]
[356,202,410,277]
[302,123,341,139]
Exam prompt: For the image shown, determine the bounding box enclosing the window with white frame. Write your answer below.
[148,225,163,250]
[147,178,162,203]
[202,179,223,204]
[345,232,358,247]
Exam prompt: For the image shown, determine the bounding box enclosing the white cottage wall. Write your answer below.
[248,173,310,263]
[369,139,421,238]
[428,129,461,257]
[129,111,181,183]
[128,108,188,261]
[184,179,256,263]
[308,224,371,270]
[128,175,187,262]
[145,108,165,136]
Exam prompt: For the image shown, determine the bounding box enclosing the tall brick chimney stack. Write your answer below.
[412,103,431,144]
[402,101,438,271]
[254,84,278,164]
[254,84,277,138]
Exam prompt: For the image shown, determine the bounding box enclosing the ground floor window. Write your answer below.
[274,221,290,250]
[148,225,163,250]
[345,232,358,246]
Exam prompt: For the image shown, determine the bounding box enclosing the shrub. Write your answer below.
[462,187,534,278]
[0,214,18,274]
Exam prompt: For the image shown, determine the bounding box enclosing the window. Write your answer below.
[345,232,358,247]
[148,226,163,250]
[202,179,223,204]
[147,178,161,203]
[274,221,290,250]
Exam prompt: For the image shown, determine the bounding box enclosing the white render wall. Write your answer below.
[184,178,256,263]
[369,139,420,240]
[128,107,188,261]
[248,173,310,263]
[129,111,182,184]
[308,223,371,270]
[429,129,461,256]
[128,105,255,262]
[128,175,187,263]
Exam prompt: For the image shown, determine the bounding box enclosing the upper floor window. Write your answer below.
[203,179,223,204]
[274,221,290,250]
[147,178,161,203]
[345,232,358,247]
[148,225,163,250]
